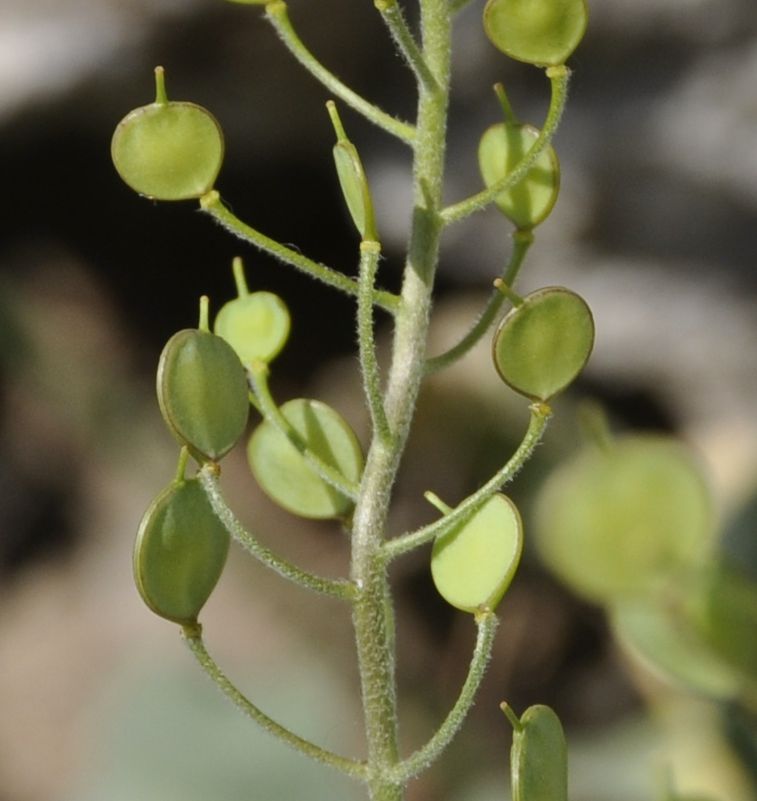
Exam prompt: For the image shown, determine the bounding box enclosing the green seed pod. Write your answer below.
[111,67,224,201]
[215,292,290,366]
[134,478,230,625]
[431,494,523,613]
[328,101,377,240]
[508,705,568,801]
[493,287,594,401]
[612,597,743,700]
[247,398,363,519]
[157,329,249,462]
[478,122,560,229]
[483,0,589,67]
[698,564,757,682]
[535,436,714,603]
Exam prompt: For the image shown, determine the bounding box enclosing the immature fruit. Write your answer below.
[612,597,743,701]
[134,478,230,625]
[157,329,249,462]
[112,69,224,200]
[214,291,291,366]
[333,142,377,240]
[484,0,588,67]
[493,287,594,401]
[510,705,568,801]
[248,398,364,519]
[431,494,523,613]
[478,122,560,229]
[698,564,757,682]
[535,436,713,603]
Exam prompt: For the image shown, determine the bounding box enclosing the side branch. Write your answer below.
[391,611,499,782]
[424,230,533,374]
[198,466,356,601]
[440,66,570,226]
[384,403,551,560]
[375,0,438,93]
[183,628,367,779]
[200,191,400,314]
[248,361,361,502]
[358,241,393,444]
[266,1,416,145]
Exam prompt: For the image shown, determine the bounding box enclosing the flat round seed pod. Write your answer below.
[333,141,377,240]
[134,478,230,625]
[248,398,363,519]
[483,0,588,67]
[535,436,714,603]
[612,598,742,700]
[478,122,560,229]
[214,292,290,366]
[431,494,523,613]
[698,564,757,683]
[157,329,249,462]
[112,101,224,200]
[511,705,567,801]
[493,287,594,401]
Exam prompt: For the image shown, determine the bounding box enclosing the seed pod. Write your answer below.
[699,564,757,682]
[492,287,594,401]
[612,597,742,701]
[157,329,249,462]
[508,705,568,801]
[431,494,523,613]
[111,67,224,201]
[215,292,290,366]
[483,0,588,67]
[134,478,230,625]
[478,122,560,229]
[247,398,363,519]
[535,435,713,603]
[328,101,377,240]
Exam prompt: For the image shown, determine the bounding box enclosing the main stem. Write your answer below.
[350,1,451,799]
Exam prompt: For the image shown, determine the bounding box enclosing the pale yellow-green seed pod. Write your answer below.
[111,67,224,200]
[483,0,588,67]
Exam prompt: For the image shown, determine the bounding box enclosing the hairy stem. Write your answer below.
[424,229,533,373]
[440,66,570,225]
[350,0,452,798]
[198,466,356,601]
[183,626,367,778]
[358,241,393,444]
[265,1,416,145]
[248,360,361,501]
[384,403,551,561]
[375,0,438,93]
[200,191,400,314]
[392,611,498,782]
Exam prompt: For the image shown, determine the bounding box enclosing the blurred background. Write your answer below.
[1,0,757,799]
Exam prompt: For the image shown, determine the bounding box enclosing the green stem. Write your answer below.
[424,229,533,374]
[349,0,452,798]
[182,627,367,778]
[200,191,400,314]
[248,361,361,502]
[197,466,356,601]
[375,0,438,93]
[265,1,416,145]
[440,66,570,225]
[384,403,551,561]
[391,611,499,782]
[358,241,392,445]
